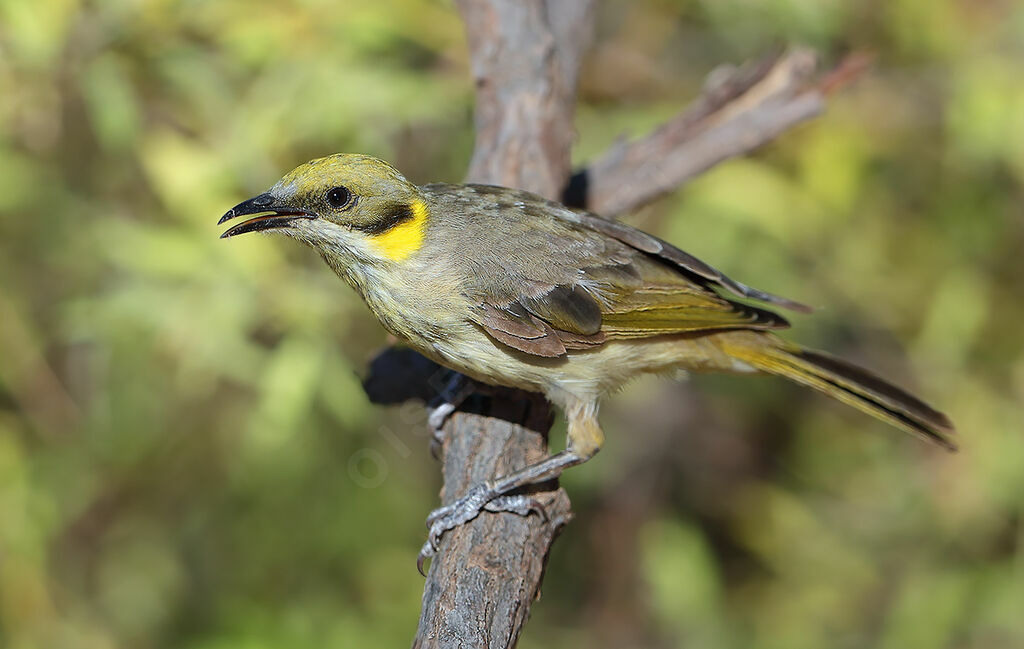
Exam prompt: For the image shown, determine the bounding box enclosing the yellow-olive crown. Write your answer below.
[270,153,422,232]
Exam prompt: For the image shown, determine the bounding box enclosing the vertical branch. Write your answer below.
[459,0,592,196]
[412,1,594,648]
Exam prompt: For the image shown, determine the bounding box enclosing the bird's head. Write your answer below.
[219,153,429,263]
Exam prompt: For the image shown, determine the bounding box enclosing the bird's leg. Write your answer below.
[426,371,478,454]
[416,451,581,574]
[417,399,603,573]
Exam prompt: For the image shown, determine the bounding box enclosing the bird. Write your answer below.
[219,153,956,565]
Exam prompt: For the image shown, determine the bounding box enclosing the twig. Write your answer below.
[563,49,870,217]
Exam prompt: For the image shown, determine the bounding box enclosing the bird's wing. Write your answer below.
[567,210,812,314]
[466,253,790,358]
[425,184,803,359]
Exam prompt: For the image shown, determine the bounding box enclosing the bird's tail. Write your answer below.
[717,333,957,450]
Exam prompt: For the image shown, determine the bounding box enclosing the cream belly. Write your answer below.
[419,322,749,406]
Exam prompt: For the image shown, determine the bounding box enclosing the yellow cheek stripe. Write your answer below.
[367,199,428,261]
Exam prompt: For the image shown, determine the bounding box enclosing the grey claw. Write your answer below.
[425,373,478,451]
[427,402,456,441]
[417,541,435,577]
[427,402,456,460]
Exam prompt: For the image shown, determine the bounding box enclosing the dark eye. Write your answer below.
[325,186,353,209]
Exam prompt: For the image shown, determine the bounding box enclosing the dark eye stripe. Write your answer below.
[352,203,414,235]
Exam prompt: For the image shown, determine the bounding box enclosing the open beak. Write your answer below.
[218,193,316,238]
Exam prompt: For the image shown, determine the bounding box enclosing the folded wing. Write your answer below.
[425,183,804,359]
[466,223,792,358]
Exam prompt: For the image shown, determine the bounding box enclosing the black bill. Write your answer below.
[218,193,316,238]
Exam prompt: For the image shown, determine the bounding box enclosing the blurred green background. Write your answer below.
[1,0,1023,647]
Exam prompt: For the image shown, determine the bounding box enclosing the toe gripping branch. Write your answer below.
[416,449,585,575]
[360,347,572,576]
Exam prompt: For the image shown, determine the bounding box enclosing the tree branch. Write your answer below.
[412,2,593,648]
[458,0,593,196]
[563,49,870,217]
[403,6,867,647]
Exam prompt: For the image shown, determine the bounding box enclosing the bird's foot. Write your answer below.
[426,372,478,455]
[426,401,457,449]
[416,484,546,575]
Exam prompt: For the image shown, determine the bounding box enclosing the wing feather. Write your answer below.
[473,302,567,357]
[424,183,806,359]
[573,212,813,313]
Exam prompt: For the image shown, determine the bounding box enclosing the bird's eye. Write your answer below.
[325,186,353,209]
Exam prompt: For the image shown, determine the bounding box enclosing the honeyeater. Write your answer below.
[220,153,956,561]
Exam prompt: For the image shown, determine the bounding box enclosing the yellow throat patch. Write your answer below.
[367,199,428,262]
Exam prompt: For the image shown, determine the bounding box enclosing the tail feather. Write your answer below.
[720,336,957,450]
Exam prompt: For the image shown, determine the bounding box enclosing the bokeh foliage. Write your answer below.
[1,1,1022,648]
